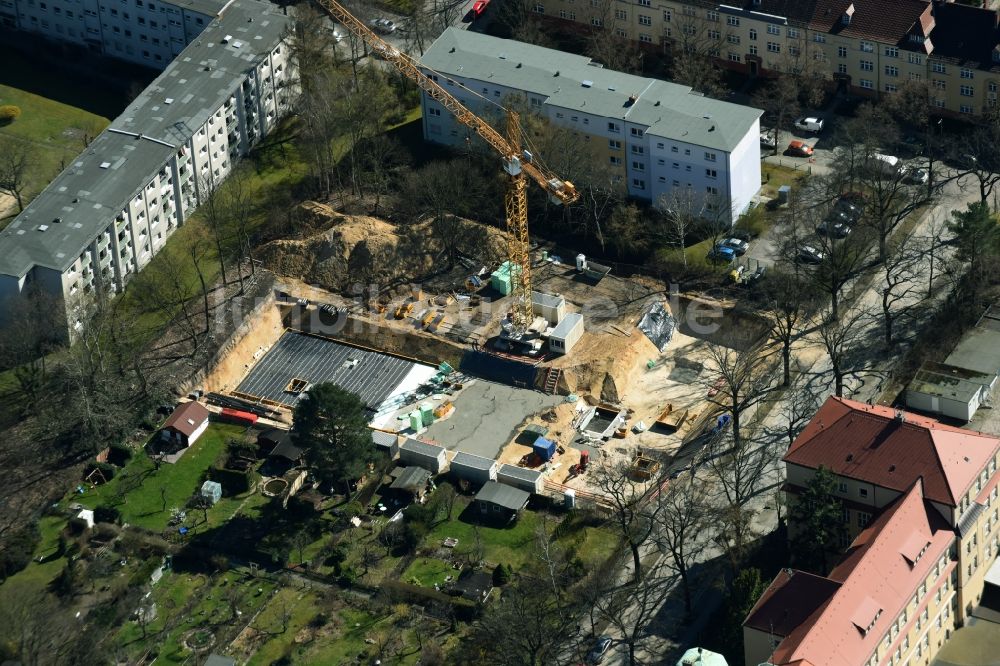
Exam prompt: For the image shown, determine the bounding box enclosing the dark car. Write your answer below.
[816,219,851,238]
[707,244,736,263]
[586,636,613,664]
[833,199,862,222]
[797,245,825,264]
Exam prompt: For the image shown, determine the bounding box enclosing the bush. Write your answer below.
[0,105,21,123]
[0,522,41,580]
[108,442,132,466]
[492,563,512,586]
[94,505,121,525]
[85,461,116,484]
[402,521,428,554]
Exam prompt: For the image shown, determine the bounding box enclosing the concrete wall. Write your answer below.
[906,389,977,422]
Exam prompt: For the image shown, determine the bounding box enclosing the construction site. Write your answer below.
[190,200,762,506]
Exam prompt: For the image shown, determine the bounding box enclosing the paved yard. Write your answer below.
[933,618,1000,666]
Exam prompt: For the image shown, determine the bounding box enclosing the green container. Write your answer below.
[409,410,423,431]
[420,403,435,426]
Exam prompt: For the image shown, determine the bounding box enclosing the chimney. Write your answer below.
[894,409,905,422]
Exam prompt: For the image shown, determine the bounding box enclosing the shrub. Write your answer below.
[94,505,121,525]
[492,563,512,586]
[0,105,21,123]
[85,461,116,484]
[402,521,428,554]
[108,442,132,466]
[0,522,41,580]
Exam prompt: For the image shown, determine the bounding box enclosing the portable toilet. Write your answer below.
[200,480,222,505]
[533,436,556,462]
[409,410,424,431]
[564,488,576,509]
[576,254,587,272]
[420,402,436,426]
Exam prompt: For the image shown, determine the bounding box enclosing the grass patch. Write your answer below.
[761,163,808,199]
[0,83,109,222]
[403,556,454,587]
[77,423,246,531]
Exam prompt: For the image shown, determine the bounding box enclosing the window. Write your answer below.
[838,63,848,74]
[428,108,441,116]
[704,152,716,162]
[707,10,718,21]
[591,17,602,26]
[749,45,758,55]
[632,161,645,171]
[609,139,621,150]
[885,65,899,77]
[991,82,999,94]
[859,487,869,498]
[632,178,645,190]
[608,122,620,133]
[910,73,921,81]
[860,40,873,52]
[838,46,847,57]
[533,4,543,13]
[631,127,644,137]
[672,162,679,169]
[961,104,973,114]
[671,146,678,153]
[663,9,670,21]
[788,27,799,38]
[729,52,741,62]
[615,8,625,19]
[860,78,873,89]
[767,23,779,35]
[705,168,717,178]
[631,145,644,154]
[860,60,873,71]
[858,512,872,528]
[884,84,897,93]
[706,185,719,196]
[934,79,946,90]
[708,29,720,40]
[909,53,922,65]
[814,33,826,43]
[885,46,898,57]
[767,42,780,53]
[727,15,739,26]
[637,0,649,5]
[727,34,740,44]
[685,165,692,172]
[638,14,651,25]
[961,85,974,97]
[749,28,757,40]
[789,46,800,56]
[684,149,691,156]
[961,68,974,79]
[610,156,622,166]
[932,61,946,74]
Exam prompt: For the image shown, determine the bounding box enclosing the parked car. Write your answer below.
[833,199,862,222]
[794,116,825,133]
[787,140,814,157]
[471,0,490,17]
[729,227,755,241]
[369,17,396,33]
[839,191,868,207]
[816,217,851,239]
[760,131,777,149]
[903,166,929,185]
[707,244,736,263]
[797,245,825,264]
[742,264,767,285]
[722,237,750,256]
[586,636,613,664]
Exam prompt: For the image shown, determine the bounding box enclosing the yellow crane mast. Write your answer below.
[312,0,579,332]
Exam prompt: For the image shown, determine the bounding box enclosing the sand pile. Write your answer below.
[551,328,660,404]
[258,205,508,293]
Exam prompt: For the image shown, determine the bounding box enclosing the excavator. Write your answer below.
[312,0,580,334]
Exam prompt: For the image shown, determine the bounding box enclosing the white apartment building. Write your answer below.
[0,0,221,67]
[419,28,762,222]
[0,0,294,339]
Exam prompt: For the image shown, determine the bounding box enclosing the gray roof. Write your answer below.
[163,0,227,17]
[451,451,497,471]
[475,481,530,511]
[0,0,289,278]
[551,312,583,339]
[371,429,399,450]
[497,463,543,483]
[0,132,175,275]
[390,465,432,492]
[909,363,988,403]
[944,321,1000,379]
[420,28,761,153]
[113,0,290,145]
[400,437,446,460]
[237,331,427,409]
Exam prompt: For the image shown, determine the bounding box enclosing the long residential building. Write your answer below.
[744,397,1000,666]
[418,28,762,223]
[0,0,223,67]
[0,0,294,339]
[536,0,1000,118]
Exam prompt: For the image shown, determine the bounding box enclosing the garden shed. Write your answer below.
[160,401,210,450]
[474,481,530,522]
[497,464,544,494]
[371,429,401,459]
[389,466,433,502]
[399,437,448,474]
[449,451,498,486]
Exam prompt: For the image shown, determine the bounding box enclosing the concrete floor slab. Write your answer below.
[419,380,561,459]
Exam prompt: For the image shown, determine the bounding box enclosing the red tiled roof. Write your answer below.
[162,401,210,437]
[784,397,998,506]
[768,481,954,666]
[744,569,841,637]
[808,0,930,46]
[925,2,1000,71]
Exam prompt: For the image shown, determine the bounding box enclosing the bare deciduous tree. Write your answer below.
[816,306,873,397]
[0,136,32,213]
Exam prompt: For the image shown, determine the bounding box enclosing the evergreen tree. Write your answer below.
[790,466,845,574]
[292,383,374,499]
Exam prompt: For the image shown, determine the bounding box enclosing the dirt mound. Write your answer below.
[552,328,660,404]
[258,205,508,293]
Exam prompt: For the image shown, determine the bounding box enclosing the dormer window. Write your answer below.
[993,45,1000,64]
[842,3,855,25]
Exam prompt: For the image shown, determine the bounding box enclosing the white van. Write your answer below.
[868,153,901,176]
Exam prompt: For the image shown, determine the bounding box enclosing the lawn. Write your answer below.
[761,162,808,199]
[0,82,110,222]
[403,556,455,587]
[78,422,247,531]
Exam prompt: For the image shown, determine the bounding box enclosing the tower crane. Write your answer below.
[312,0,579,333]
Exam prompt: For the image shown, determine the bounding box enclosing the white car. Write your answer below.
[759,131,777,149]
[722,237,750,256]
[798,245,825,264]
[794,116,825,133]
[369,17,396,34]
